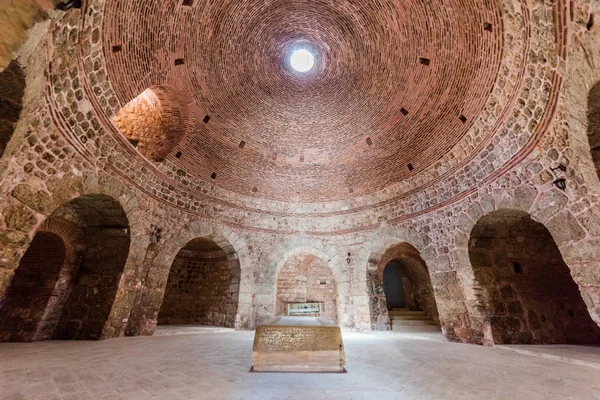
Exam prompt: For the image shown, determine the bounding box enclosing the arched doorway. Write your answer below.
[382,261,406,309]
[0,194,131,342]
[377,243,440,331]
[275,252,337,322]
[158,237,240,327]
[468,209,600,344]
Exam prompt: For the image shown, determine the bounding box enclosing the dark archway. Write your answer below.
[0,194,131,342]
[468,209,600,344]
[0,232,66,342]
[51,194,131,340]
[377,243,440,324]
[158,237,240,327]
[0,60,25,157]
[382,262,406,309]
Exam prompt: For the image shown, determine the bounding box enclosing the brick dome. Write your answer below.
[104,0,503,202]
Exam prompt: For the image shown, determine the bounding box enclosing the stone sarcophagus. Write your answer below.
[252,316,346,372]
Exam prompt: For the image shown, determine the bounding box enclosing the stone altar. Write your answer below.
[252,316,346,372]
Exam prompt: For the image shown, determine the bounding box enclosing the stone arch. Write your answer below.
[0,60,25,157]
[266,239,350,328]
[0,193,131,342]
[113,85,187,162]
[157,234,241,328]
[467,209,600,344]
[453,186,600,344]
[129,222,252,333]
[376,243,440,325]
[360,226,436,331]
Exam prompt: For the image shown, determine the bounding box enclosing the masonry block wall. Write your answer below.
[0,0,598,347]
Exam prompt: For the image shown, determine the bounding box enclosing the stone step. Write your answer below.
[392,324,441,332]
[392,319,437,326]
[388,310,427,317]
[390,315,431,321]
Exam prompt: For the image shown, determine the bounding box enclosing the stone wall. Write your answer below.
[276,254,337,322]
[158,238,240,327]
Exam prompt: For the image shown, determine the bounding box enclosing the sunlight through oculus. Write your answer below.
[290,49,315,73]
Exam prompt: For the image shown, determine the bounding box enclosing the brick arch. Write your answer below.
[453,186,600,344]
[268,239,350,327]
[113,85,188,162]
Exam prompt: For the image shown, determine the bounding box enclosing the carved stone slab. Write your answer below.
[252,317,345,372]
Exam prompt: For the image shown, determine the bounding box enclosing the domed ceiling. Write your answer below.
[104,0,503,203]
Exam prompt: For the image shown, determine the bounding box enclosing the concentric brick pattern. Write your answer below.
[103,0,502,202]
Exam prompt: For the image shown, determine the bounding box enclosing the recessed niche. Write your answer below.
[419,57,431,66]
[401,108,409,116]
[366,137,373,146]
[459,115,467,123]
[239,140,246,149]
[407,163,414,171]
[174,58,185,66]
[203,115,210,123]
[112,45,122,53]
[299,155,304,162]
[349,188,354,193]
[252,187,258,193]
[484,23,493,32]
[587,13,594,31]
[128,139,139,147]
[182,0,194,6]
[175,151,182,159]
[211,172,217,179]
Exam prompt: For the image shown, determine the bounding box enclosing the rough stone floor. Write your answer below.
[1,328,599,400]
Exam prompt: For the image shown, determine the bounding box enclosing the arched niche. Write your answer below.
[113,85,186,162]
[468,209,600,344]
[0,60,25,157]
[275,252,338,322]
[157,236,240,327]
[0,194,131,342]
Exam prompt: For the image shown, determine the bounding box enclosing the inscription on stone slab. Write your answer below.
[254,326,342,352]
